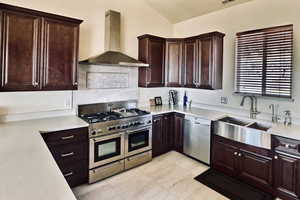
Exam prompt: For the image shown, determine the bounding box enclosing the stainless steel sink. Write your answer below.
[214,116,272,149]
[218,116,251,126]
[247,122,272,131]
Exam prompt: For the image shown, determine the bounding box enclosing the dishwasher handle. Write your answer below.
[185,116,211,126]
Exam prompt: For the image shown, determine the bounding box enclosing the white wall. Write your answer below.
[0,0,173,121]
[163,0,300,121]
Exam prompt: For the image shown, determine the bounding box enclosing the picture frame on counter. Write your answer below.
[155,97,163,106]
[149,99,156,106]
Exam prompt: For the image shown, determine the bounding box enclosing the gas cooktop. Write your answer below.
[80,108,150,124]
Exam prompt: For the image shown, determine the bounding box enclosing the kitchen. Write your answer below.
[0,0,299,200]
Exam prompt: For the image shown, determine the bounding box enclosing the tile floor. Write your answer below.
[73,151,229,200]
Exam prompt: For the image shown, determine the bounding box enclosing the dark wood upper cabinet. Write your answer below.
[197,32,224,90]
[0,3,82,92]
[165,39,183,87]
[138,32,224,90]
[138,35,165,87]
[0,10,41,91]
[183,39,198,88]
[42,18,79,90]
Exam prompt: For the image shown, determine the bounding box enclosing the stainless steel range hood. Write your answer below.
[79,10,149,67]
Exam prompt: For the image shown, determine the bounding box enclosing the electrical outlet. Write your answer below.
[65,98,72,108]
[221,97,228,104]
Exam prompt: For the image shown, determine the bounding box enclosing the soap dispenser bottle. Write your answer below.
[183,91,188,107]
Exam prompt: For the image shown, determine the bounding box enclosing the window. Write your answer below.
[235,25,293,98]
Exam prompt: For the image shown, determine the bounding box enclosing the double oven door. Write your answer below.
[125,126,152,157]
[90,132,125,169]
[89,126,152,169]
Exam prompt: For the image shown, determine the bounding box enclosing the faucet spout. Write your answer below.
[240,96,260,119]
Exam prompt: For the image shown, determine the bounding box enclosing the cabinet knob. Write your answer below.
[274,155,278,160]
[234,152,238,156]
[74,82,78,86]
[238,153,242,157]
[33,82,38,87]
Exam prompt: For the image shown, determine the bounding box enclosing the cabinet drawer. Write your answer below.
[272,135,300,157]
[60,161,88,188]
[42,127,88,146]
[48,142,88,164]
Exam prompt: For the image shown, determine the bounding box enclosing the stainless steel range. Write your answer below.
[78,101,152,183]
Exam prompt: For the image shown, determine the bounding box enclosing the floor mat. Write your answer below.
[194,169,274,200]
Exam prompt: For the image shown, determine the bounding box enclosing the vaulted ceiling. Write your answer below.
[144,0,254,23]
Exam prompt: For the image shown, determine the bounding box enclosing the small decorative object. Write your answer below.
[183,91,188,107]
[154,97,163,106]
[149,99,156,106]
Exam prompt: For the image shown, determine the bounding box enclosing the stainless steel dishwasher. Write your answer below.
[183,115,211,164]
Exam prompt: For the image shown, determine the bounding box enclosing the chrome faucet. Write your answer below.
[240,96,260,119]
[269,104,280,123]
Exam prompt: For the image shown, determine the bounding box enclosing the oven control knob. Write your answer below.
[91,130,97,135]
[116,126,121,129]
[107,126,115,131]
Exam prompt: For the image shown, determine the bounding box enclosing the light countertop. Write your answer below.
[140,105,300,141]
[2,106,300,200]
[140,105,226,121]
[0,116,88,200]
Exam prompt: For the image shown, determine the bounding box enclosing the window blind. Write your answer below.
[235,24,293,98]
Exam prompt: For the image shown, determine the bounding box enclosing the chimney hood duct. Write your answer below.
[79,10,149,67]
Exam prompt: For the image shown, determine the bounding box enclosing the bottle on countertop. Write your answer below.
[283,110,292,126]
[183,91,188,107]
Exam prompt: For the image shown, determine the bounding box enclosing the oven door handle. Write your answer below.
[126,127,151,135]
[92,132,125,142]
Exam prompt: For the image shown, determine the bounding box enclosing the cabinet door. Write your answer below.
[238,149,273,192]
[152,115,164,157]
[173,113,184,153]
[1,10,41,91]
[138,37,165,87]
[183,39,198,88]
[212,137,238,176]
[162,114,173,153]
[274,153,300,200]
[149,39,165,87]
[165,40,183,87]
[42,18,79,90]
[198,37,213,89]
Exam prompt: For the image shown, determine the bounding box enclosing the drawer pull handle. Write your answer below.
[61,135,75,140]
[64,172,73,177]
[61,152,75,157]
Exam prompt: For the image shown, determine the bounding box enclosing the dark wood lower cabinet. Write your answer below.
[212,135,273,194]
[152,113,184,158]
[173,113,184,153]
[274,153,300,200]
[42,127,89,188]
[212,137,238,176]
[239,148,273,193]
[152,115,164,157]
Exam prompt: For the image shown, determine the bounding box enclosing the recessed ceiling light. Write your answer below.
[222,0,235,4]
